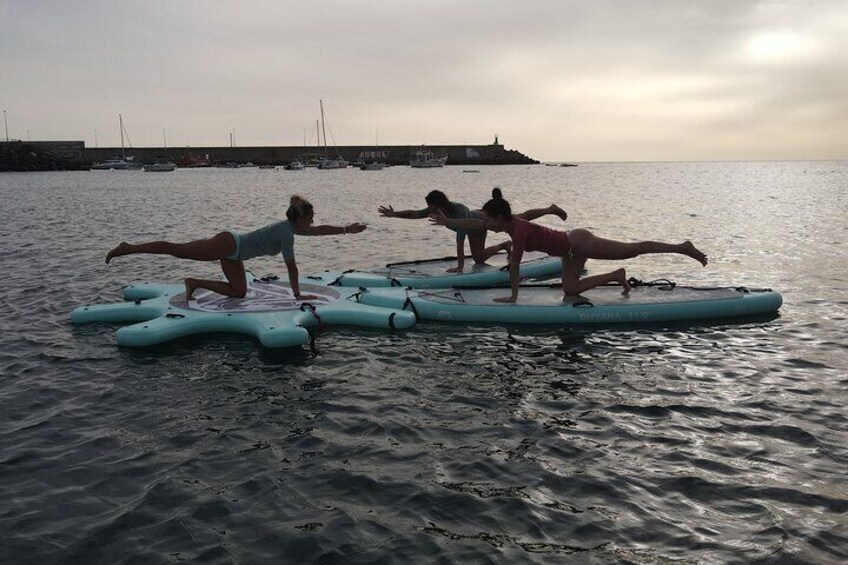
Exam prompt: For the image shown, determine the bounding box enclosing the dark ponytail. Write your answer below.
[482,187,512,220]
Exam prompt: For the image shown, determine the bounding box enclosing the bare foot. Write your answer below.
[615,268,631,295]
[681,241,708,266]
[551,204,568,221]
[184,277,199,300]
[105,242,131,264]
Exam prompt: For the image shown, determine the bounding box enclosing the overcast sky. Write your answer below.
[1,0,846,161]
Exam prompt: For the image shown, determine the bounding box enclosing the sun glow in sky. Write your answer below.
[1,0,846,161]
[746,30,817,63]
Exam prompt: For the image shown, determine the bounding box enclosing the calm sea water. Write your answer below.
[1,162,846,564]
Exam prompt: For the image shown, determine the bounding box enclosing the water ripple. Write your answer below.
[1,165,846,563]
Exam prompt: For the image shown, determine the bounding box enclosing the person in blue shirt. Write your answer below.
[378,189,567,272]
[106,195,366,300]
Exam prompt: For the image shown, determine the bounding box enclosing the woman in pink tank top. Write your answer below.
[432,189,708,303]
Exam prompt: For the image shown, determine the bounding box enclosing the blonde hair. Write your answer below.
[286,194,313,222]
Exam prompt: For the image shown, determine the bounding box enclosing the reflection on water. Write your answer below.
[0,162,846,563]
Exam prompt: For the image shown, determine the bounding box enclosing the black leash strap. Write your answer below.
[402,294,420,321]
[326,269,357,286]
[300,302,324,356]
[299,303,326,331]
[627,277,676,290]
[385,255,475,267]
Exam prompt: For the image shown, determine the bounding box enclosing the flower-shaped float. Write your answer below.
[71,273,415,348]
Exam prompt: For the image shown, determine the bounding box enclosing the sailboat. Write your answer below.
[360,128,386,171]
[143,157,176,172]
[90,114,142,170]
[317,100,348,169]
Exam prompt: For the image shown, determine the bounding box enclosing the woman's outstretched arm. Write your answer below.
[378,205,428,219]
[298,223,367,236]
[429,210,486,231]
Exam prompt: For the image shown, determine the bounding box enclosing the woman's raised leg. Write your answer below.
[106,231,237,264]
[568,229,707,265]
[515,204,568,222]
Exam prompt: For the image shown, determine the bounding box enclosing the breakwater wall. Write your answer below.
[2,140,538,171]
[84,142,537,166]
[1,141,88,172]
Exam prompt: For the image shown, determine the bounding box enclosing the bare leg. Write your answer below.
[185,259,247,299]
[568,228,707,266]
[106,231,238,264]
[561,256,630,296]
[516,204,568,222]
[468,233,510,264]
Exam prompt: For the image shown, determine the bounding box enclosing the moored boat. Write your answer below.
[91,157,142,171]
[142,160,176,172]
[318,157,348,169]
[90,114,142,170]
[409,146,448,168]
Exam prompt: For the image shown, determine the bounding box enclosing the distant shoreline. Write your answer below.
[1,140,539,171]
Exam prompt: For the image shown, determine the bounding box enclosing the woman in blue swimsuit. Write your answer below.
[105,195,366,300]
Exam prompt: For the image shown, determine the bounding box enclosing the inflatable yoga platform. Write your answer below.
[308,251,561,289]
[353,280,783,325]
[71,274,415,348]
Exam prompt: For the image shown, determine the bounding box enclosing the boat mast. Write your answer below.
[319,100,328,158]
[119,114,125,159]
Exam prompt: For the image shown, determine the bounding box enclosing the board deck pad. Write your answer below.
[172,281,340,312]
[309,251,562,289]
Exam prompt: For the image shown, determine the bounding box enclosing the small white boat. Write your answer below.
[91,157,142,171]
[284,160,305,170]
[318,157,348,169]
[409,147,448,168]
[143,160,176,172]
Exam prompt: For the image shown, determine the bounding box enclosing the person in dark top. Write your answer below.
[378,189,566,272]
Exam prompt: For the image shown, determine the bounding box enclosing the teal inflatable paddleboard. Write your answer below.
[308,251,561,289]
[71,273,416,348]
[352,280,782,324]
